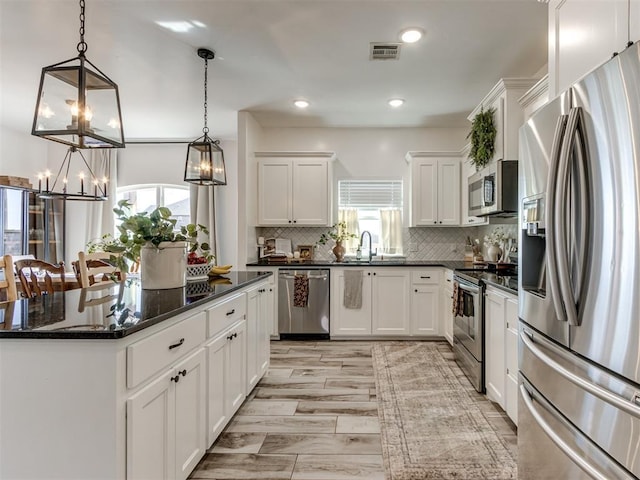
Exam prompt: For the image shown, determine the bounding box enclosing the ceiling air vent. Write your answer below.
[369,43,401,60]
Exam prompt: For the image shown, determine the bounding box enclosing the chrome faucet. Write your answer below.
[359,230,377,262]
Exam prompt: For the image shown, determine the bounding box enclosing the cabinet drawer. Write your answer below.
[207,293,246,337]
[127,311,206,389]
[411,270,441,285]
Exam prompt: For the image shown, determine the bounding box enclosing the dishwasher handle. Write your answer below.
[279,273,328,280]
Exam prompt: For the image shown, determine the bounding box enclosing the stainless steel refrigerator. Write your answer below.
[518,41,640,479]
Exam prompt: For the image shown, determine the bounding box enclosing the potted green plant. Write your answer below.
[317,221,357,262]
[91,200,212,289]
[467,106,496,170]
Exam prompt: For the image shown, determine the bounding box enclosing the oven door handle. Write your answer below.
[455,280,480,295]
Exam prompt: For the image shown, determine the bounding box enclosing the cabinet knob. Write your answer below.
[439,221,442,224]
[179,369,187,377]
[433,221,437,224]
[415,289,418,293]
[227,335,233,340]
[288,220,292,223]
[293,220,297,223]
[468,219,473,223]
[373,272,376,276]
[171,375,180,383]
[233,332,238,338]
[367,272,371,276]
[270,288,273,292]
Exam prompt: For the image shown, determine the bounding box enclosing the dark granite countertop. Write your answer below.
[0,271,272,339]
[454,269,519,295]
[246,259,472,270]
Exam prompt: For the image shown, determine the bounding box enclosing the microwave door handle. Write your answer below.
[546,114,569,323]
[554,107,581,327]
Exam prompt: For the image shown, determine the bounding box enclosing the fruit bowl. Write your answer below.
[186,263,213,281]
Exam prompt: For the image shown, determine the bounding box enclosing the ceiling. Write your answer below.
[0,0,548,141]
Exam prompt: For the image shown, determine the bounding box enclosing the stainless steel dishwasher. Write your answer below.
[278,268,330,339]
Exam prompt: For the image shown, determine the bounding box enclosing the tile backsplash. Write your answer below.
[255,226,477,261]
[256,219,518,262]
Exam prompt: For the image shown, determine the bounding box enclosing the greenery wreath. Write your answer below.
[467,106,496,170]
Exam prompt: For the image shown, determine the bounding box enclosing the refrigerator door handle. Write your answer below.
[546,114,569,323]
[554,107,585,326]
[519,383,634,480]
[521,329,640,418]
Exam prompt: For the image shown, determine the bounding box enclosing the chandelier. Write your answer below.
[37,147,108,201]
[184,48,227,186]
[31,0,125,148]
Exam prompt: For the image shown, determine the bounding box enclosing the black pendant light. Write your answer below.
[32,0,125,149]
[37,147,109,201]
[185,48,227,186]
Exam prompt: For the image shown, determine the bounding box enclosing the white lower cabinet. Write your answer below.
[247,282,272,390]
[485,285,519,425]
[331,268,409,336]
[206,320,246,445]
[410,269,441,336]
[439,269,454,345]
[127,347,206,480]
[505,297,519,425]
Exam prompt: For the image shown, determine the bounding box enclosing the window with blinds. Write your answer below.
[337,180,403,256]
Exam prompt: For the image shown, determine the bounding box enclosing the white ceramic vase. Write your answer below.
[487,244,503,262]
[140,241,187,289]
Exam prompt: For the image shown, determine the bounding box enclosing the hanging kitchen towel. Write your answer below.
[293,274,309,308]
[343,270,363,309]
[452,281,460,316]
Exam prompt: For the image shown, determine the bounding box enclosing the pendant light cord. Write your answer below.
[77,0,88,55]
[628,0,633,47]
[203,57,209,135]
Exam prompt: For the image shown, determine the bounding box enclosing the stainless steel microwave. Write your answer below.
[467,160,518,217]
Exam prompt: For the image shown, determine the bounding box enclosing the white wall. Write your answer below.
[238,112,264,266]
[0,127,48,181]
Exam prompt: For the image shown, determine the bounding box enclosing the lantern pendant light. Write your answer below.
[185,48,227,186]
[32,0,125,148]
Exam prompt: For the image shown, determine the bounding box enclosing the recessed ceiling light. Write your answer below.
[294,100,310,109]
[400,28,424,43]
[388,99,404,108]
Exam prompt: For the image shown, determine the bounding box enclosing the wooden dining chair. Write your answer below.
[77,251,126,288]
[0,254,18,302]
[14,259,67,297]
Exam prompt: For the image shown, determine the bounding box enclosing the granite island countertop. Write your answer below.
[0,271,272,339]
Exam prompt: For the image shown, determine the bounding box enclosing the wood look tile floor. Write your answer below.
[190,340,384,480]
[189,340,517,480]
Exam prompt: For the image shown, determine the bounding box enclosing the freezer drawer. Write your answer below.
[278,269,329,338]
[519,323,640,478]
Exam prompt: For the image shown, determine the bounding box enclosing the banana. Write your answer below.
[209,264,232,275]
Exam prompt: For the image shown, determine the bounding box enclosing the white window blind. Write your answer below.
[338,180,403,209]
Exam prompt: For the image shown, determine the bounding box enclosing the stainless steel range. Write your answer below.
[453,268,519,393]
[452,271,484,393]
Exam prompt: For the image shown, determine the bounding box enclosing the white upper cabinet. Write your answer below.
[256,151,334,226]
[406,152,460,227]
[548,0,639,98]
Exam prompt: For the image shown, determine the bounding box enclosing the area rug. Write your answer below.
[372,342,517,480]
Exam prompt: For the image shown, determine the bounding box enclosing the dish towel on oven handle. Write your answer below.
[343,270,363,309]
[293,274,310,308]
[452,281,464,317]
